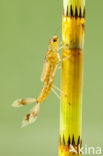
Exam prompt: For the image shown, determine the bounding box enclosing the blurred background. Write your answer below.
[0,0,103,156]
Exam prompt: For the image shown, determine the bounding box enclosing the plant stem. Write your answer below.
[59,0,85,155]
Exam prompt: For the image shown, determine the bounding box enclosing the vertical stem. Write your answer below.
[59,0,85,155]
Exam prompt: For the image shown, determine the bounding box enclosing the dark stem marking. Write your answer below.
[59,135,82,147]
[64,5,85,18]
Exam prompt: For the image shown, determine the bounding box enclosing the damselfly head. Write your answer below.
[49,35,59,50]
[52,35,59,43]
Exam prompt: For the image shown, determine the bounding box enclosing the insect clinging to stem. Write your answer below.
[12,35,71,127]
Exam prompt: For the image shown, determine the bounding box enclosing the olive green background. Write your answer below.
[0,0,103,156]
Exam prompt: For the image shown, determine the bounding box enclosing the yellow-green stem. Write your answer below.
[59,0,85,155]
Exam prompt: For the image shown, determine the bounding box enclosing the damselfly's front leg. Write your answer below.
[58,53,72,63]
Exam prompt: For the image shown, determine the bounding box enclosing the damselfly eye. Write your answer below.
[53,39,57,42]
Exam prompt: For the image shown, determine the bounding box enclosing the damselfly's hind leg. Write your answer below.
[12,98,36,107]
[51,88,60,99]
[57,66,61,70]
[52,84,70,105]
[22,103,40,127]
